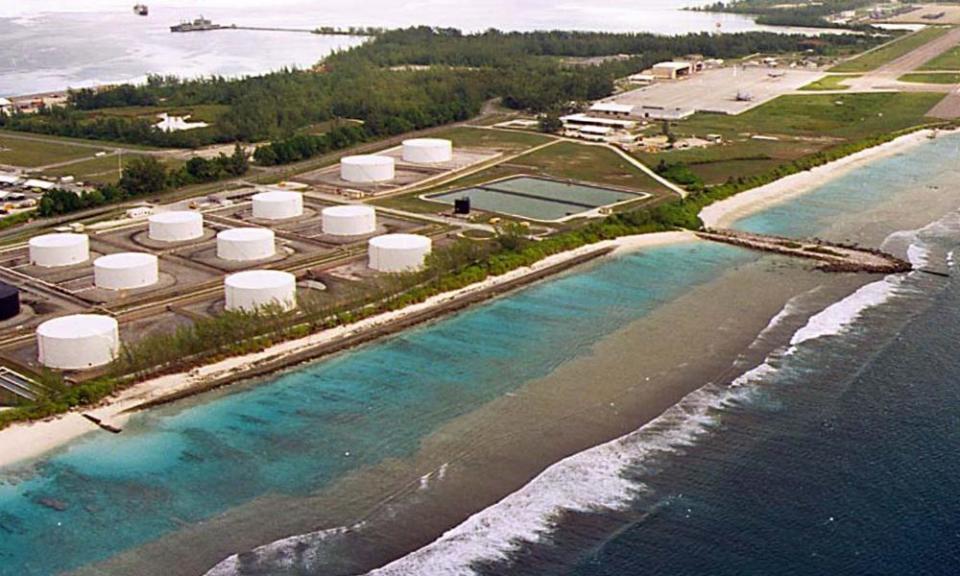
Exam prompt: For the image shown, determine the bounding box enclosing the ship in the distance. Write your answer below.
[170,16,233,32]
[133,4,148,16]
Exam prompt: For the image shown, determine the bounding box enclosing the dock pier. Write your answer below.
[696,228,913,274]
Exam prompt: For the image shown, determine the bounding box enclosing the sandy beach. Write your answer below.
[0,230,696,469]
[700,128,940,229]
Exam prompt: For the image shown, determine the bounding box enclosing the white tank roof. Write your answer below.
[369,233,432,250]
[402,138,453,163]
[37,314,117,339]
[36,314,119,370]
[368,234,432,272]
[225,269,295,290]
[30,233,87,249]
[340,155,395,183]
[404,138,451,147]
[342,155,394,166]
[224,270,297,313]
[252,190,303,220]
[148,211,204,242]
[253,190,301,202]
[321,204,377,236]
[217,227,276,261]
[218,227,274,242]
[94,252,156,270]
[149,211,201,225]
[94,252,159,290]
[323,204,375,218]
[29,233,90,267]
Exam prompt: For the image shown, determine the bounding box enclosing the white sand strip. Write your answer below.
[700,129,938,229]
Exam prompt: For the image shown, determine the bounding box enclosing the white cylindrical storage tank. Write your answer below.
[340,155,395,183]
[322,205,377,236]
[252,191,303,220]
[217,228,275,261]
[148,211,204,242]
[368,234,432,273]
[224,270,297,313]
[37,314,119,370]
[94,252,159,290]
[402,138,453,164]
[29,233,89,267]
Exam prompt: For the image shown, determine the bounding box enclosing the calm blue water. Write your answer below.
[0,242,753,576]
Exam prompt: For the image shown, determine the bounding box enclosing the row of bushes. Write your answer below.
[253,124,367,166]
[1,126,942,428]
[0,200,697,428]
[37,146,248,217]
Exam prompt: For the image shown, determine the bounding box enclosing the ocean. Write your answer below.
[0,0,806,96]
[332,134,960,576]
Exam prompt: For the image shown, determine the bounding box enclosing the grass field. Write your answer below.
[830,27,950,73]
[919,45,960,71]
[39,154,129,184]
[429,126,554,150]
[0,128,160,153]
[82,104,229,124]
[512,142,666,191]
[680,92,943,140]
[899,72,960,84]
[374,140,668,216]
[799,75,858,91]
[0,134,107,168]
[636,92,944,185]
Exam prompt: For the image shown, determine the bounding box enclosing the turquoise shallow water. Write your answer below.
[736,135,960,238]
[0,242,752,576]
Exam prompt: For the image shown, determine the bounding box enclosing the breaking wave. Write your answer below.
[362,247,920,575]
[212,220,949,576]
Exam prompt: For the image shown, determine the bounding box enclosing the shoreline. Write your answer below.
[0,128,946,468]
[0,230,696,469]
[0,128,944,469]
[700,128,940,229]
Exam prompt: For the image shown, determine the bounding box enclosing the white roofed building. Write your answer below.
[559,113,636,130]
[651,61,695,80]
[22,179,56,191]
[589,102,634,117]
[0,174,20,187]
[573,125,614,142]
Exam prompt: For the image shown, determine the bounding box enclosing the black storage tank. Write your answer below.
[454,197,471,215]
[0,282,20,320]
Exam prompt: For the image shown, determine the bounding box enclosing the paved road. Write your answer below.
[833,27,960,97]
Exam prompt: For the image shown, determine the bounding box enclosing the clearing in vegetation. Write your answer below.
[0,133,108,168]
[36,154,187,186]
[830,27,950,73]
[375,139,668,216]
[636,92,945,185]
[428,126,554,151]
[81,104,229,125]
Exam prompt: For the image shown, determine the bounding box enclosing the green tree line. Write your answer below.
[0,27,884,149]
[37,146,248,217]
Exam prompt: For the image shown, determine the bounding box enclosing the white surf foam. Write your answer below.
[211,226,943,576]
[361,234,924,576]
[205,523,362,576]
[366,383,744,576]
